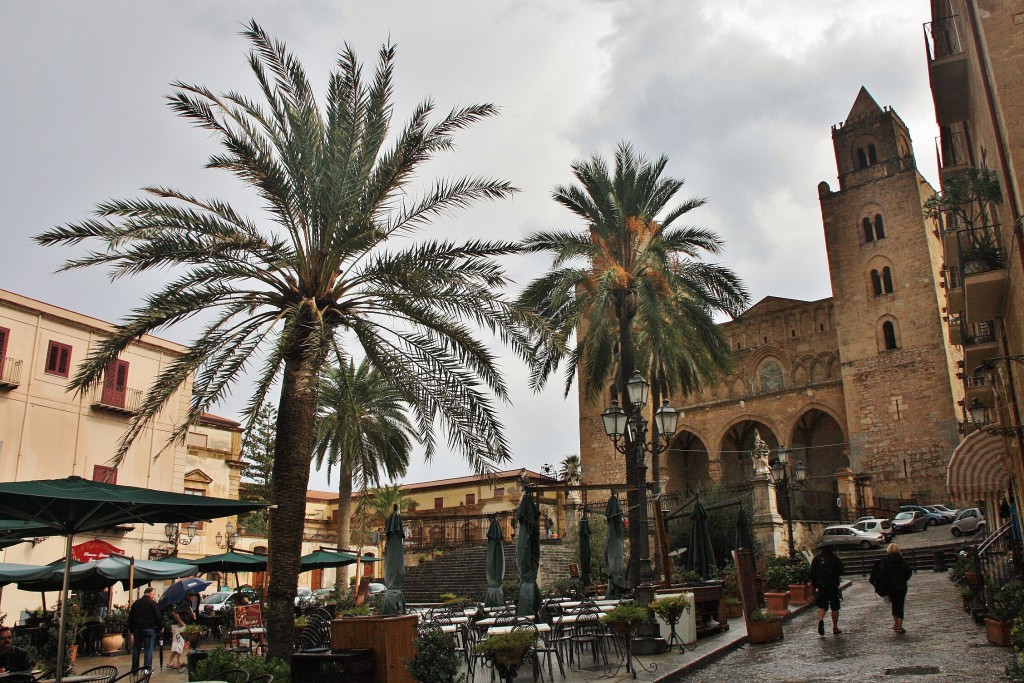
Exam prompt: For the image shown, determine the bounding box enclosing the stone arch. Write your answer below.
[788,407,849,497]
[877,315,901,351]
[852,135,880,169]
[827,353,841,379]
[810,356,829,383]
[663,430,711,494]
[813,307,829,333]
[718,419,780,488]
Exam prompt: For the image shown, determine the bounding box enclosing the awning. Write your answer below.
[947,428,1011,502]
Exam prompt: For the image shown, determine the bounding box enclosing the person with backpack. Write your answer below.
[811,545,845,635]
[870,542,913,634]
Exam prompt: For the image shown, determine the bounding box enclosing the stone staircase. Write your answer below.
[402,544,520,603]
[836,543,960,576]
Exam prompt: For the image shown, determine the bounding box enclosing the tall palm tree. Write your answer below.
[518,142,748,586]
[314,358,417,591]
[559,454,582,486]
[36,22,536,656]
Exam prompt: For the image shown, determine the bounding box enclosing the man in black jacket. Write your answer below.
[811,546,845,635]
[127,587,163,672]
[0,626,33,673]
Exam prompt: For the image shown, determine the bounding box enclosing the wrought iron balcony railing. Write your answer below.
[924,15,963,61]
[0,357,23,388]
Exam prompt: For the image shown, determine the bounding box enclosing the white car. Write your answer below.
[816,525,884,550]
[951,508,986,536]
[295,587,313,607]
[200,589,258,614]
[852,518,894,542]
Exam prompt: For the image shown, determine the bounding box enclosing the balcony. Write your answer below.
[962,320,998,371]
[936,123,970,177]
[958,225,1008,325]
[924,15,970,124]
[0,357,23,389]
[91,383,143,414]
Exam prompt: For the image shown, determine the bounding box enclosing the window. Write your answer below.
[882,321,898,350]
[874,214,885,239]
[0,327,8,377]
[494,487,505,498]
[101,359,129,408]
[45,341,72,377]
[871,270,883,296]
[466,493,476,505]
[186,431,209,448]
[184,487,206,528]
[862,215,885,243]
[868,144,877,165]
[857,148,868,169]
[92,465,117,484]
[759,361,784,392]
[863,218,874,243]
[434,497,444,509]
[882,267,894,293]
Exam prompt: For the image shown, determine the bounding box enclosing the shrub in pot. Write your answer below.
[475,630,535,669]
[404,625,465,683]
[985,579,1024,647]
[600,603,650,635]
[788,559,813,605]
[762,561,792,616]
[746,609,783,644]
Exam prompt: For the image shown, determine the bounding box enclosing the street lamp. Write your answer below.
[762,444,807,559]
[215,522,240,550]
[601,371,679,649]
[164,522,197,555]
[968,397,1024,437]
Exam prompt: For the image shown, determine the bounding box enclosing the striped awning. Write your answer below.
[947,428,1011,502]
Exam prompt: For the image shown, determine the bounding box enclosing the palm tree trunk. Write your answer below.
[266,348,318,659]
[335,460,354,593]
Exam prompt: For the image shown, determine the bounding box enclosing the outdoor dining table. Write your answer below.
[39,676,109,683]
[486,622,552,636]
[473,615,534,628]
[417,614,469,625]
[558,599,621,609]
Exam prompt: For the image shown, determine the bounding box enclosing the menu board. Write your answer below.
[731,548,760,621]
[234,604,263,628]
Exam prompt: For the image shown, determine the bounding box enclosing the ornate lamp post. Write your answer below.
[164,521,197,556]
[602,371,679,652]
[763,444,807,559]
[216,521,240,550]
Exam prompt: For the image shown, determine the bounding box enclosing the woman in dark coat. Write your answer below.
[880,543,913,634]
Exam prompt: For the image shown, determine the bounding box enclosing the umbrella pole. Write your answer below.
[55,533,74,683]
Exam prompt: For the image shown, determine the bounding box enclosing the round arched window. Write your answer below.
[759,361,784,392]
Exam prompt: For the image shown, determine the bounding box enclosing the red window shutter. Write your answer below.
[92,465,118,484]
[0,327,8,378]
[45,341,73,378]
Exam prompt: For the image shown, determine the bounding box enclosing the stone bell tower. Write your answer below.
[817,87,962,502]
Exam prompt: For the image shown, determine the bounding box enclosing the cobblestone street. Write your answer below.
[684,570,1012,683]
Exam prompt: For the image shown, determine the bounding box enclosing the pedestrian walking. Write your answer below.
[811,545,845,635]
[870,542,913,634]
[168,591,197,672]
[127,587,163,672]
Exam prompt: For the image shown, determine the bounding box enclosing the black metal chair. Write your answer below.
[4,674,36,683]
[78,665,119,683]
[247,676,273,683]
[109,667,151,683]
[223,627,255,655]
[213,669,250,683]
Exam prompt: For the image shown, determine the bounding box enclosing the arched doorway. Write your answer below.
[788,408,848,520]
[664,431,710,494]
[719,421,779,488]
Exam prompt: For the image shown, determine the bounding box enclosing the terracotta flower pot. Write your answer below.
[725,601,743,619]
[746,617,783,644]
[985,617,1011,646]
[764,591,791,617]
[788,583,813,606]
[100,633,124,653]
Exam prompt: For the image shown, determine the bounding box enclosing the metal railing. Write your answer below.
[936,129,969,169]
[0,357,22,387]
[970,520,1020,613]
[402,510,516,551]
[924,15,963,61]
[91,384,143,413]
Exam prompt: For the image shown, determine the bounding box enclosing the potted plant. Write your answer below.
[720,562,743,617]
[418,554,428,565]
[181,623,206,647]
[762,560,792,616]
[600,603,649,636]
[651,595,692,647]
[787,559,813,606]
[746,609,783,644]
[475,630,535,682]
[985,579,1024,647]
[404,625,464,683]
[959,586,975,612]
[101,607,129,653]
[294,614,310,640]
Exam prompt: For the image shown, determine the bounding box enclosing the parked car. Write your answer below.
[200,589,259,614]
[899,505,948,526]
[951,507,987,537]
[852,517,894,542]
[816,525,885,550]
[294,587,313,607]
[891,510,928,533]
[923,505,956,523]
[311,587,337,605]
[368,582,386,595]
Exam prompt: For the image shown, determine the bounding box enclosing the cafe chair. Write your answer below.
[247,675,273,683]
[213,669,250,683]
[78,665,119,683]
[4,674,36,683]
[109,667,151,683]
[223,627,255,655]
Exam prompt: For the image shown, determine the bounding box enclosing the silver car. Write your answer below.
[853,517,894,542]
[951,508,986,536]
[816,525,885,550]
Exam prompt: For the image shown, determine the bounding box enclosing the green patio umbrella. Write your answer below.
[0,475,267,682]
[483,516,505,607]
[20,553,198,591]
[0,562,56,587]
[515,493,541,617]
[379,505,406,616]
[578,515,592,588]
[604,494,627,599]
[686,499,718,580]
[735,506,755,551]
[301,547,379,571]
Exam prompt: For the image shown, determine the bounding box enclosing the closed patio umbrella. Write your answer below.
[604,495,626,599]
[735,506,755,551]
[515,493,541,618]
[578,515,592,588]
[483,516,505,607]
[686,499,717,580]
[0,475,267,682]
[379,505,406,616]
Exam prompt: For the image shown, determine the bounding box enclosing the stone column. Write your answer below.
[751,473,784,557]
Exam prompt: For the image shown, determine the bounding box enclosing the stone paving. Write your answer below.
[73,565,1014,682]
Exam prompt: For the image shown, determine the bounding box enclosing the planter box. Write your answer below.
[331,614,418,683]
[764,591,791,617]
[985,617,1012,647]
[788,583,813,606]
[746,617,783,644]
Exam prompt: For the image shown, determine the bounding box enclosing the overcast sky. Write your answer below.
[1,1,938,492]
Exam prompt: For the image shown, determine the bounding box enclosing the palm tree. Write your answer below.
[559,454,581,486]
[518,142,748,586]
[314,358,418,591]
[36,23,536,656]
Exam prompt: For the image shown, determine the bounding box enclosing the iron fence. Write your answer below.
[971,521,1021,613]
[401,510,516,551]
[924,14,963,61]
